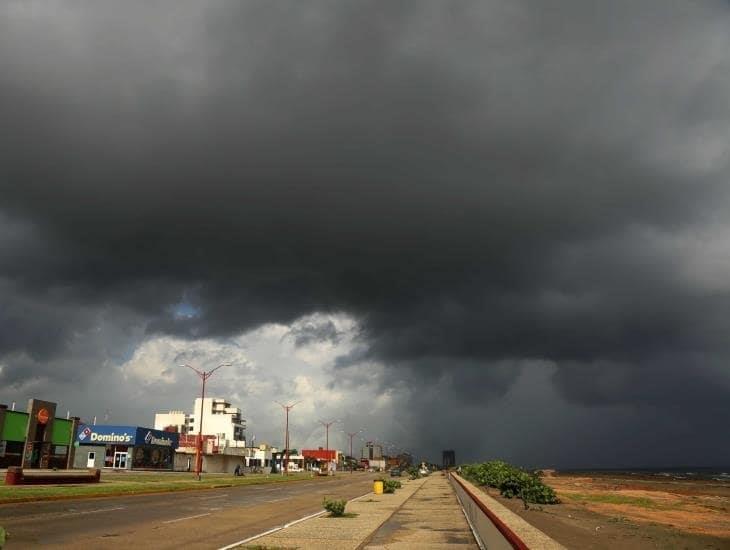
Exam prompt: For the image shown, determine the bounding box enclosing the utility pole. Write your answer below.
[180,363,232,480]
[318,419,338,451]
[346,429,363,473]
[276,401,300,475]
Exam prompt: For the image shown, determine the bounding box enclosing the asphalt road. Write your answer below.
[0,472,377,549]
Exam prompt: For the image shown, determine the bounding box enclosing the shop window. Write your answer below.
[0,441,24,468]
[132,446,173,470]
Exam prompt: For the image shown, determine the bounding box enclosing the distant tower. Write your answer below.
[442,449,456,469]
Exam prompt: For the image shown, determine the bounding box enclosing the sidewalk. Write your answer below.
[362,473,478,549]
[237,474,476,550]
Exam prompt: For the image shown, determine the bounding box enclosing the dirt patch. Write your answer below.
[481,473,730,550]
[548,474,730,538]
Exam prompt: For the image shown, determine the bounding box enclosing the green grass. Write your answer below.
[566,492,658,508]
[0,472,314,503]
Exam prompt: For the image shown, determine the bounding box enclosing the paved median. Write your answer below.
[235,474,478,550]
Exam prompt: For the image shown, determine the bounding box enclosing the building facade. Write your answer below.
[74,425,179,470]
[0,399,78,469]
[154,397,246,449]
[442,449,456,469]
[362,442,383,461]
[153,410,187,434]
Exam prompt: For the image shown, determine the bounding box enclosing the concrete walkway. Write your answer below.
[362,473,478,549]
[238,476,426,549]
[241,474,476,550]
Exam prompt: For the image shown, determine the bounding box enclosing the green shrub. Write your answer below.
[380,479,401,493]
[460,461,559,505]
[323,498,347,516]
[498,471,527,499]
[515,474,559,504]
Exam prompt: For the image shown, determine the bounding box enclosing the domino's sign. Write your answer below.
[76,425,137,444]
[76,425,179,448]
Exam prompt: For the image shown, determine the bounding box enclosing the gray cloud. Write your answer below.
[1,0,730,466]
[284,319,343,348]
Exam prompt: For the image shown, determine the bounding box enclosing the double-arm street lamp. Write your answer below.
[275,401,300,475]
[345,429,364,473]
[179,362,232,480]
[318,419,339,452]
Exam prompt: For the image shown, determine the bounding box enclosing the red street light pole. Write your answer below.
[276,401,300,475]
[179,363,231,480]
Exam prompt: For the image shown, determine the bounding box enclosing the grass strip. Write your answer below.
[565,492,658,508]
[0,473,313,504]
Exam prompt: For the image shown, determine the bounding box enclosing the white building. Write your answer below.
[154,397,246,449]
[153,410,187,434]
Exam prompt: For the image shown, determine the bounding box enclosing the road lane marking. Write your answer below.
[217,510,326,550]
[199,494,229,500]
[163,512,211,524]
[7,506,127,525]
[217,489,372,550]
[64,506,126,516]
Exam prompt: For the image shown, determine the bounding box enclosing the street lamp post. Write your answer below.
[346,429,364,473]
[276,401,299,475]
[318,419,338,451]
[179,362,231,480]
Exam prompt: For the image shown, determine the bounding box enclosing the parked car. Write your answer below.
[390,468,401,477]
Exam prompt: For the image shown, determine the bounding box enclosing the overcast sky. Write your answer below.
[1,1,730,467]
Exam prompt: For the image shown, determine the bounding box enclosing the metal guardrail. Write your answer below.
[449,472,530,550]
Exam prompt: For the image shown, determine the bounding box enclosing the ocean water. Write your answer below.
[560,467,730,482]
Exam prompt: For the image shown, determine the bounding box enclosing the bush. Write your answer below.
[460,461,559,505]
[323,498,347,516]
[407,466,421,480]
[517,474,559,504]
[380,479,401,493]
[460,460,519,488]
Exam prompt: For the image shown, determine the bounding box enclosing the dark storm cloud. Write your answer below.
[1,0,730,465]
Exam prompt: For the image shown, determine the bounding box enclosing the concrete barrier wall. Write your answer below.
[5,466,100,485]
[449,473,565,550]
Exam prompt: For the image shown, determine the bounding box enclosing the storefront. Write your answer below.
[0,399,78,469]
[74,425,179,470]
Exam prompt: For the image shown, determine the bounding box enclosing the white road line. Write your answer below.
[163,512,211,524]
[199,494,229,500]
[217,489,373,550]
[217,510,326,550]
[63,506,125,517]
[3,506,126,524]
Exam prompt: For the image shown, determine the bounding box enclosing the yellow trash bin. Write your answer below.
[373,480,384,495]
